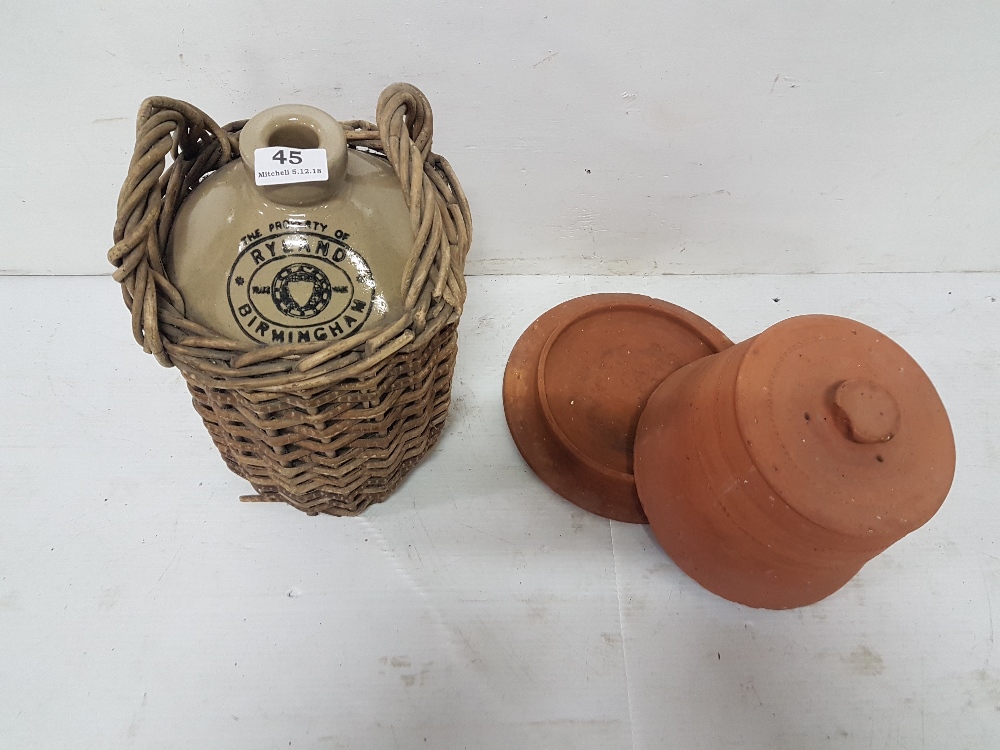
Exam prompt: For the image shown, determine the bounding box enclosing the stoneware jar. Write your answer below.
[634,314,956,609]
[168,104,413,347]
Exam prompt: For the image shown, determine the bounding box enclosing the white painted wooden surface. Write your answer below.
[2,2,999,275]
[1,274,997,749]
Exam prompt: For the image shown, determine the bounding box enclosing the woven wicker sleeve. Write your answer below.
[108,83,472,515]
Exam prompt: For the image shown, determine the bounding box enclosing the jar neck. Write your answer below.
[239,104,349,206]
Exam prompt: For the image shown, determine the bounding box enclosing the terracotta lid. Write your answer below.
[503,293,733,523]
[735,314,956,542]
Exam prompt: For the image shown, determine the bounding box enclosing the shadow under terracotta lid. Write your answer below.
[503,293,734,523]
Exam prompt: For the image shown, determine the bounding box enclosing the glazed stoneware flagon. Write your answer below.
[504,294,733,523]
[634,314,956,609]
[168,104,413,347]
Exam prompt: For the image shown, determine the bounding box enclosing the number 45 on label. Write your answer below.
[271,149,303,165]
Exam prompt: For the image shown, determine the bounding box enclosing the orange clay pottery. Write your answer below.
[634,314,956,609]
[503,294,733,523]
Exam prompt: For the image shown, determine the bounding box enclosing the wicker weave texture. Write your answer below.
[108,83,471,515]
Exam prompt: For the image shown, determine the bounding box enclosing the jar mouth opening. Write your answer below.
[267,123,320,150]
[238,105,350,206]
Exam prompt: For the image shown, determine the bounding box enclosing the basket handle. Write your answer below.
[374,83,471,316]
[108,97,236,365]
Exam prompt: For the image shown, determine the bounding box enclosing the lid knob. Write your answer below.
[831,378,901,444]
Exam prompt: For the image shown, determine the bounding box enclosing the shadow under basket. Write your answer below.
[108,83,472,515]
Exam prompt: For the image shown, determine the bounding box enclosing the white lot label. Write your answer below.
[254,147,328,185]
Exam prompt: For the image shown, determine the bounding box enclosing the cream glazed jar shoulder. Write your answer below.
[167,103,414,347]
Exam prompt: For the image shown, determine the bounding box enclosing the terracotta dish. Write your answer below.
[634,314,956,609]
[503,294,733,523]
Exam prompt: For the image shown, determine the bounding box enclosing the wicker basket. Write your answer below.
[108,84,472,515]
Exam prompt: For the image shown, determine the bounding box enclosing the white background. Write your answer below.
[1,1,999,275]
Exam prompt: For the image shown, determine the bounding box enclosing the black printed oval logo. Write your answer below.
[227,231,375,345]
